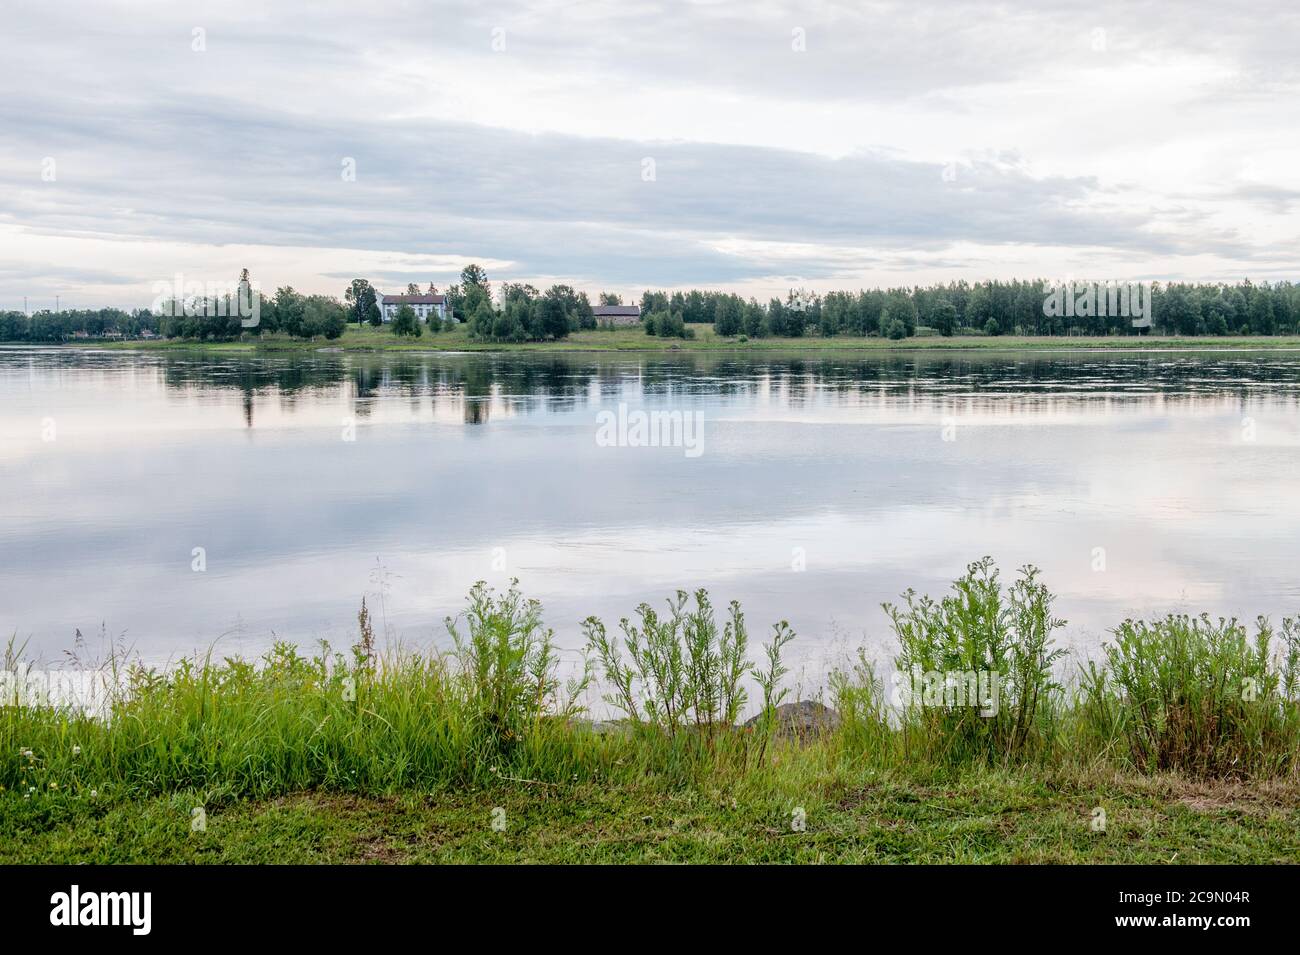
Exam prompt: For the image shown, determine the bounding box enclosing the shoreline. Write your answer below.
[44,328,1300,356]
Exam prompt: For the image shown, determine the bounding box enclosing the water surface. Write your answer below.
[4,345,1300,681]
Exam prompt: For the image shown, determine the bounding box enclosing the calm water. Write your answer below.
[4,345,1300,681]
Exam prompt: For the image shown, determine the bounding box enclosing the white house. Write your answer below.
[379,293,453,323]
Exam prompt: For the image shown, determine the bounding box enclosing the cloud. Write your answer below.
[0,0,1296,305]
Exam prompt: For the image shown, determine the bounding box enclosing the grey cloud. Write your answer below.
[0,88,1213,294]
[0,0,1296,301]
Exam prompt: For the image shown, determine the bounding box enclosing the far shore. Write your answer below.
[49,324,1300,355]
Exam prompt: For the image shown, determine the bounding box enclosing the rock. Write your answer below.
[744,701,840,738]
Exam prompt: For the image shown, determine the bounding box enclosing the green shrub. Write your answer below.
[1080,614,1300,777]
[583,590,794,739]
[447,580,587,750]
[886,557,1066,765]
[391,304,421,337]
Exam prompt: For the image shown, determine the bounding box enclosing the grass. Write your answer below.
[6,772,1299,864]
[1081,615,1300,777]
[63,323,1300,354]
[4,563,1300,864]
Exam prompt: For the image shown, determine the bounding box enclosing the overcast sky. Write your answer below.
[2,0,1297,310]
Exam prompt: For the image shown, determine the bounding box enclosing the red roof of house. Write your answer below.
[381,293,446,305]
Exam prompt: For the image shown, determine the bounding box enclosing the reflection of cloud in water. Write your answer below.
[5,347,1300,682]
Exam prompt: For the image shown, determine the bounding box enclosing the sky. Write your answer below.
[1,0,1297,311]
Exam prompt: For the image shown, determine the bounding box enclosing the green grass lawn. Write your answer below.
[73,323,1300,355]
[6,769,1297,864]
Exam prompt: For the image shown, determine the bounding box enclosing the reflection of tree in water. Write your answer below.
[349,364,381,419]
[158,354,350,428]
[464,397,490,425]
[150,350,1300,428]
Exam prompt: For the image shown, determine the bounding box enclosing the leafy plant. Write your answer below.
[886,557,1066,764]
[583,590,794,739]
[447,579,587,749]
[1081,613,1300,777]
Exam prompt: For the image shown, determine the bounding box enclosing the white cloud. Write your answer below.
[0,0,1296,309]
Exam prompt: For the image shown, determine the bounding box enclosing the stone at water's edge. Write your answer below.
[743,701,840,738]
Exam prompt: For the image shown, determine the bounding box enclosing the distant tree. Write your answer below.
[460,264,489,290]
[462,283,490,318]
[713,295,743,336]
[445,283,464,316]
[1249,291,1276,335]
[820,291,855,337]
[1204,297,1231,336]
[501,282,538,306]
[470,301,496,340]
[965,284,993,332]
[366,302,383,327]
[931,299,958,336]
[639,290,669,315]
[274,287,305,337]
[301,296,348,339]
[599,292,622,306]
[538,296,570,339]
[391,303,421,337]
[785,288,818,335]
[575,292,596,330]
[345,279,377,326]
[1162,286,1202,336]
[493,307,524,342]
[406,283,421,295]
[645,309,689,338]
[766,298,789,336]
[881,295,916,337]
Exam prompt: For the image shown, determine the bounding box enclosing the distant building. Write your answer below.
[593,304,641,326]
[379,293,451,324]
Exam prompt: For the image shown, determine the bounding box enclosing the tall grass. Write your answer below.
[5,562,1300,810]
[582,590,795,740]
[580,590,799,775]
[886,558,1066,765]
[448,580,587,749]
[1080,614,1300,777]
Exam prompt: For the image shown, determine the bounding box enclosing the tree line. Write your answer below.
[0,280,348,343]
[645,280,1300,339]
[2,270,1298,343]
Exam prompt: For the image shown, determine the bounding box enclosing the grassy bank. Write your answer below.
[4,563,1300,863]
[7,770,1299,864]
[64,324,1300,354]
